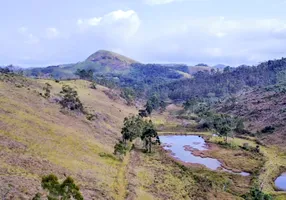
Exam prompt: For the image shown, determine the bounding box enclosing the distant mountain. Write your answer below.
[86,50,139,70]
[24,50,140,79]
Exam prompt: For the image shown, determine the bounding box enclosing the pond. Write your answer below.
[160,135,250,176]
[275,173,286,191]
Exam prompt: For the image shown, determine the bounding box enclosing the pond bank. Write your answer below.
[160,135,252,176]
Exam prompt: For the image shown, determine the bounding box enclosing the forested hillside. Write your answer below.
[215,83,286,147]
[155,58,286,101]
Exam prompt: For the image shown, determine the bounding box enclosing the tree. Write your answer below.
[90,81,97,89]
[159,100,167,113]
[121,115,145,145]
[183,97,198,113]
[59,85,84,113]
[141,120,160,153]
[34,174,83,200]
[75,69,93,80]
[43,83,52,98]
[113,140,127,160]
[145,101,153,115]
[213,114,234,143]
[120,88,135,105]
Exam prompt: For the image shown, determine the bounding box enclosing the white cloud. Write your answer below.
[25,34,40,45]
[137,17,286,65]
[144,0,183,5]
[77,10,140,40]
[45,27,60,39]
[18,26,28,34]
[18,26,40,45]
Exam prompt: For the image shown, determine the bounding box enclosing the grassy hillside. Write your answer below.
[216,83,286,147]
[0,73,137,199]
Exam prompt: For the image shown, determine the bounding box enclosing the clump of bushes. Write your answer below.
[43,83,52,98]
[241,143,261,153]
[242,187,272,200]
[261,126,275,134]
[90,81,97,89]
[33,174,83,200]
[59,85,84,113]
[120,87,135,105]
[114,115,160,158]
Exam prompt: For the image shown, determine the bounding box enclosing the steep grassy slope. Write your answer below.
[216,83,286,147]
[0,74,137,199]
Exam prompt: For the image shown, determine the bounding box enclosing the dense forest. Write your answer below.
[153,58,286,101]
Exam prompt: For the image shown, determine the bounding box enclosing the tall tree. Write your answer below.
[141,120,160,153]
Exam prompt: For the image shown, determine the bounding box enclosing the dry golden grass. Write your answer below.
[0,75,137,199]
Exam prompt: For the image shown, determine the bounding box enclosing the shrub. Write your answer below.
[34,174,83,200]
[86,113,95,121]
[242,187,272,200]
[90,81,97,89]
[261,126,275,134]
[59,85,84,113]
[43,83,52,98]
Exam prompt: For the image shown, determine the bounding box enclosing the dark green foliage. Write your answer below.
[159,100,167,112]
[145,101,153,115]
[241,143,260,153]
[75,69,93,80]
[120,87,135,105]
[212,114,233,143]
[121,115,145,144]
[86,113,95,121]
[195,108,242,143]
[242,187,272,200]
[32,193,41,200]
[59,85,84,113]
[113,141,128,157]
[235,118,245,133]
[144,95,162,115]
[261,126,275,134]
[141,120,160,153]
[183,97,198,112]
[38,174,83,200]
[43,83,52,98]
[117,115,160,156]
[156,58,286,101]
[0,67,11,74]
[138,109,148,117]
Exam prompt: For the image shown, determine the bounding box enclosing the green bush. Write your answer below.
[59,85,84,113]
[33,174,83,200]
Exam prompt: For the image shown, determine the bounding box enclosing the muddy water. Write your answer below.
[160,135,250,176]
[275,173,286,191]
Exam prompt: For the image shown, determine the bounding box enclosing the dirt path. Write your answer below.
[113,152,130,200]
[126,148,141,200]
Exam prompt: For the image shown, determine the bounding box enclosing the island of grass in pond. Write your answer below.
[160,135,250,176]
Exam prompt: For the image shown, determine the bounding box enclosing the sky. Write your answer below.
[1,0,286,67]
